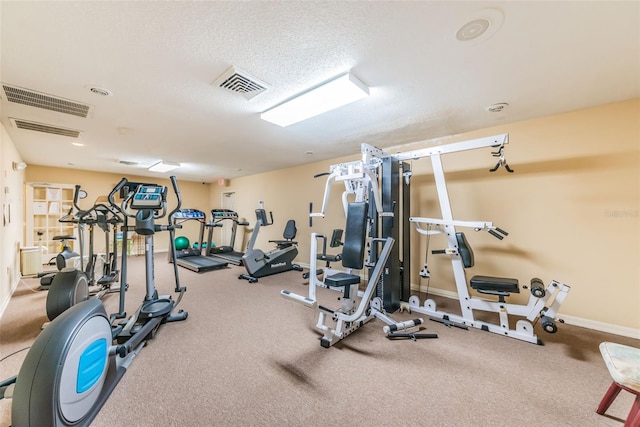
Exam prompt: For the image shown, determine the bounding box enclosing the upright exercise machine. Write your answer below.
[282,202,427,347]
[207,209,249,265]
[170,208,228,273]
[239,208,302,283]
[10,177,188,426]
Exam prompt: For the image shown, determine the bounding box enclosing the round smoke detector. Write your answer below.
[455,8,504,43]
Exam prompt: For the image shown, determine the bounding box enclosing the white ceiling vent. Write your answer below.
[213,67,269,100]
[9,118,81,138]
[1,84,92,118]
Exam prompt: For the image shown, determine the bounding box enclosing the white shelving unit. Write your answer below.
[25,183,77,265]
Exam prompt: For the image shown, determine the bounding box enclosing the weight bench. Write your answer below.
[457,232,520,302]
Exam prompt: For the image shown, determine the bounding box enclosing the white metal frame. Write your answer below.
[396,133,571,344]
[282,236,422,347]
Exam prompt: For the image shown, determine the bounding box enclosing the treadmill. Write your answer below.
[207,209,249,266]
[171,208,228,273]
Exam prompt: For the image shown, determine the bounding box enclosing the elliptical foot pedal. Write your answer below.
[140,298,174,318]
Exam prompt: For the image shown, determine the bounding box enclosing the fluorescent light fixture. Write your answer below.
[148,160,180,173]
[261,72,369,127]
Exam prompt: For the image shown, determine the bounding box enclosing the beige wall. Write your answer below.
[2,99,638,336]
[0,123,27,317]
[212,99,640,337]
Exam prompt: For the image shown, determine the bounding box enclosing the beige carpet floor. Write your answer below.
[1,253,639,426]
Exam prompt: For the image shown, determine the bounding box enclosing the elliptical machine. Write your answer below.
[44,186,122,321]
[239,208,302,283]
[10,176,187,427]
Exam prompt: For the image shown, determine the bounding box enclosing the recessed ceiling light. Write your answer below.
[72,142,85,146]
[486,103,509,113]
[261,73,369,127]
[88,86,112,96]
[148,160,180,173]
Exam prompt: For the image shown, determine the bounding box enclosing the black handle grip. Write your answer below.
[495,227,509,236]
[431,249,446,254]
[73,185,82,210]
[108,178,128,210]
[488,230,504,240]
[168,176,181,217]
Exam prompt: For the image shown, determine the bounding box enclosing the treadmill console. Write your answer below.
[130,185,166,210]
[211,209,238,220]
[173,208,206,220]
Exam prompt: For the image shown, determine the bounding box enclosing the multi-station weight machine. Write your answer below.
[283,133,571,346]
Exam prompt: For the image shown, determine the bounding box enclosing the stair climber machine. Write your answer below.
[9,177,188,426]
[170,208,228,273]
[207,209,250,265]
[239,208,302,283]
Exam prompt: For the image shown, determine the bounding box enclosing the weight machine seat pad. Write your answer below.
[470,275,519,294]
[270,239,297,248]
[53,235,76,241]
[324,272,361,288]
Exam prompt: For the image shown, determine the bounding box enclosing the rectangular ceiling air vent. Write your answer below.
[213,66,269,100]
[1,84,91,118]
[9,118,81,138]
[118,160,139,166]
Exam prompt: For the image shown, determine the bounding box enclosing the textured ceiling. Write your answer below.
[1,1,638,182]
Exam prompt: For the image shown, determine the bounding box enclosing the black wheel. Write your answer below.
[531,286,546,298]
[541,316,558,333]
[46,270,89,321]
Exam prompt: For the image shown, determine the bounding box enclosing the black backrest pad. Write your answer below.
[341,202,368,270]
[283,219,297,240]
[456,232,474,268]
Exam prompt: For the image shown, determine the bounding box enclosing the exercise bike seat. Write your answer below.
[53,235,76,241]
[269,219,298,248]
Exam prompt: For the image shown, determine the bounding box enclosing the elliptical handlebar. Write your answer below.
[108,178,128,215]
[167,176,182,223]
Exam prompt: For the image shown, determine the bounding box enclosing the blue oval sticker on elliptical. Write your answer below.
[76,338,108,393]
